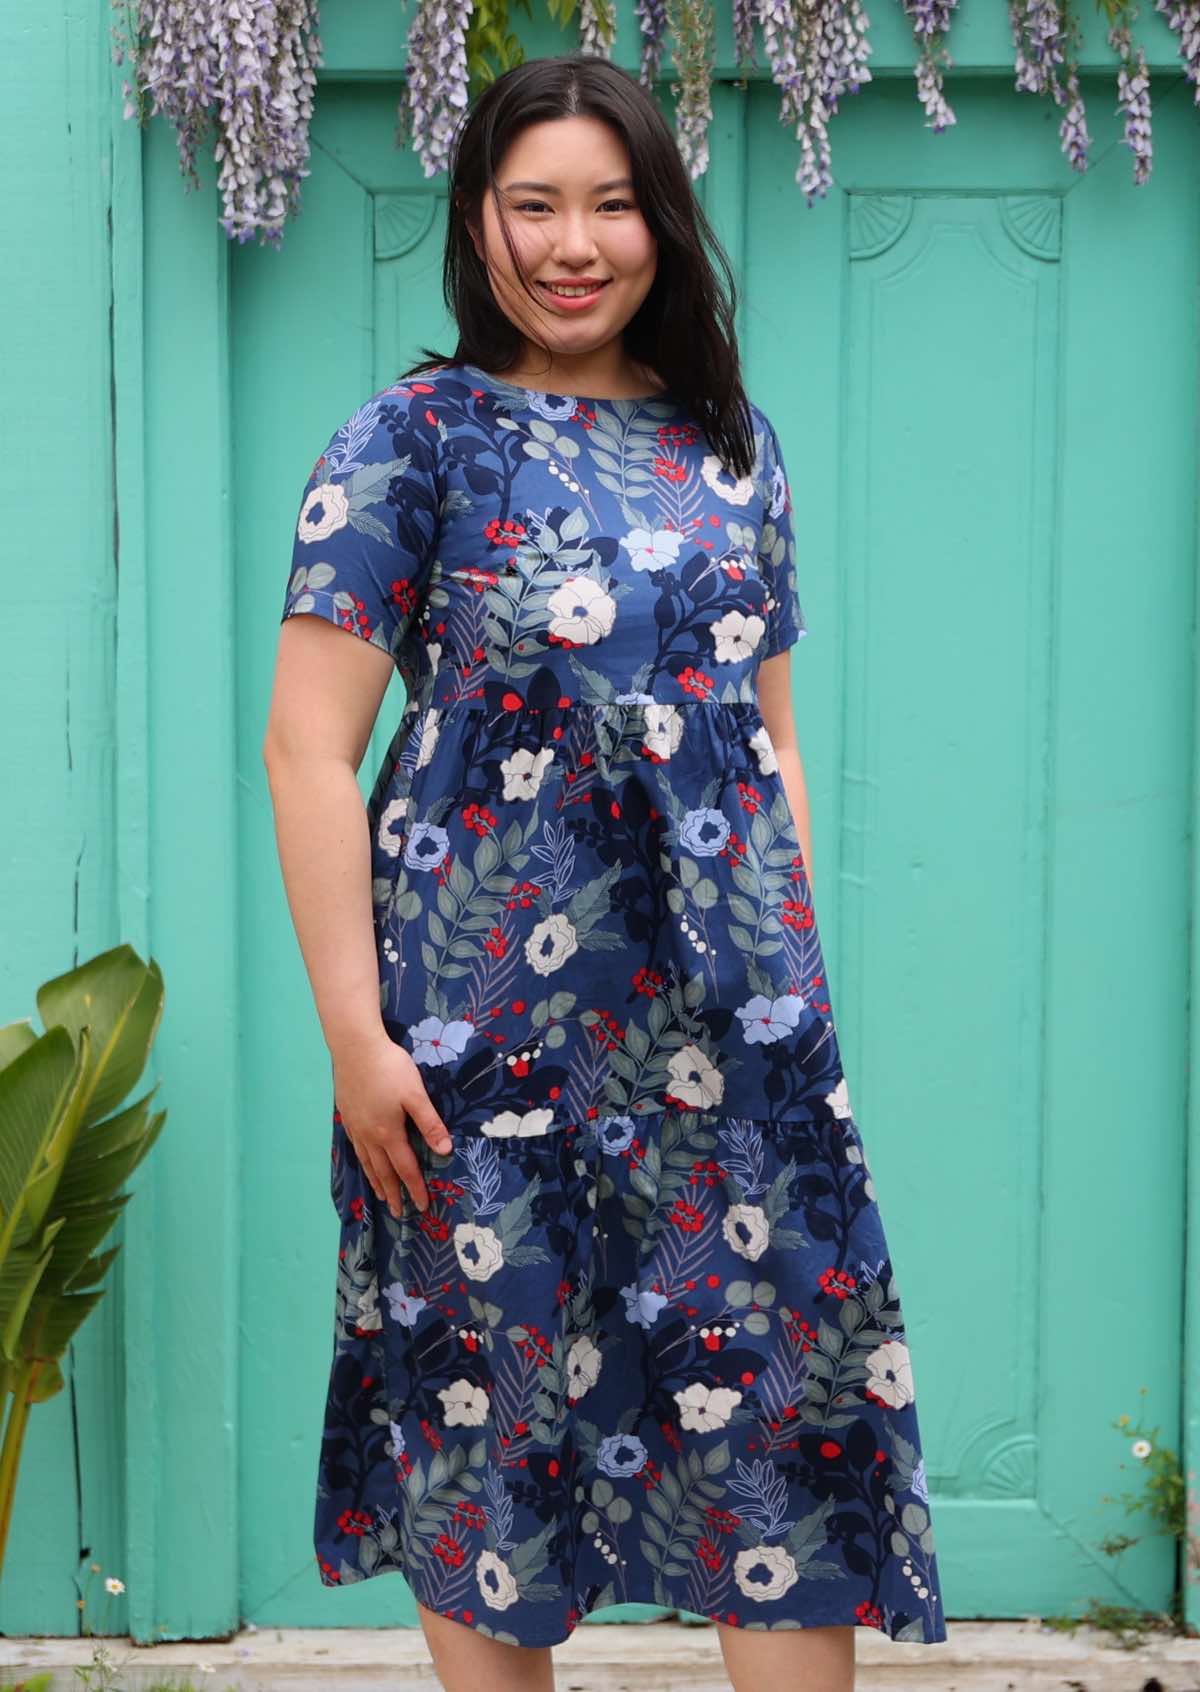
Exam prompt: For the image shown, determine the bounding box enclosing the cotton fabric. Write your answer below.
[282,360,948,1645]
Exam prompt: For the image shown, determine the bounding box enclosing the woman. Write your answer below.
[263,51,948,1692]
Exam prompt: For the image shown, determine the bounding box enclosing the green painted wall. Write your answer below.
[2,0,1197,1646]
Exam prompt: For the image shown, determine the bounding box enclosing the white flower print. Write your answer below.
[865,1339,914,1408]
[350,1274,382,1332]
[297,480,350,542]
[565,1333,603,1400]
[723,1202,770,1261]
[414,708,441,769]
[546,577,616,645]
[827,1077,853,1119]
[748,724,778,775]
[438,1377,490,1426]
[734,1543,800,1602]
[525,912,579,976]
[667,1044,724,1109]
[480,1107,555,1137]
[387,1418,406,1460]
[500,746,555,801]
[700,453,755,506]
[620,525,685,572]
[675,1381,743,1432]
[476,1549,520,1611]
[643,703,683,760]
[452,1221,505,1281]
[376,795,409,858]
[711,609,765,663]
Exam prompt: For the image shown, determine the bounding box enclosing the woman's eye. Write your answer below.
[514,199,634,213]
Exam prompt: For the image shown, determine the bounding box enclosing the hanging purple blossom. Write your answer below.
[1153,0,1200,101]
[111,0,1192,244]
[636,0,671,85]
[580,0,619,57]
[824,0,874,108]
[1009,0,1105,179]
[1108,17,1154,183]
[664,0,716,178]
[1011,0,1068,98]
[754,0,871,204]
[1058,57,1092,170]
[756,0,806,131]
[899,0,959,132]
[394,0,473,180]
[732,0,759,69]
[111,0,323,248]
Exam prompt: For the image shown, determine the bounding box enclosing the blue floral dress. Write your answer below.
[281,361,948,1646]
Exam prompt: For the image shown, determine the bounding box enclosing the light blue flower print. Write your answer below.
[408,1014,473,1065]
[620,525,685,572]
[382,1284,429,1324]
[766,459,788,520]
[736,993,805,1044]
[525,390,580,424]
[911,1456,929,1503]
[620,1283,669,1329]
[596,1432,649,1477]
[679,807,731,856]
[404,821,450,870]
[595,1114,637,1153]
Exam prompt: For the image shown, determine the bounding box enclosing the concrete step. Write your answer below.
[2,1620,1199,1692]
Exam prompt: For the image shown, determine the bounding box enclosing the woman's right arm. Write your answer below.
[262,614,453,1216]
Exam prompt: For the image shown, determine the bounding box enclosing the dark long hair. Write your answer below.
[398,53,756,478]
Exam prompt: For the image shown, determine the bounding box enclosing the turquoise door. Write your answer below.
[228,64,1195,1630]
[9,3,1191,1646]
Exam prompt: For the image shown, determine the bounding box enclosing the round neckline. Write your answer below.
[461,360,677,406]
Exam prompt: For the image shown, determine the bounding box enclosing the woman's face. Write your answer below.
[464,115,659,380]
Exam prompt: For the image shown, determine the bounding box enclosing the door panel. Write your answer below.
[744,76,1193,1614]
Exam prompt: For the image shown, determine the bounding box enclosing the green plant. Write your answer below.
[0,944,166,1580]
[69,1641,236,1692]
[1041,1386,1196,1647]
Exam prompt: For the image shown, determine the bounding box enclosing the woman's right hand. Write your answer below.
[331,1029,453,1217]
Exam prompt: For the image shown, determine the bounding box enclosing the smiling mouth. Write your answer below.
[538,279,611,296]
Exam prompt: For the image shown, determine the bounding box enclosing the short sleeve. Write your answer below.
[281,391,441,660]
[756,411,807,658]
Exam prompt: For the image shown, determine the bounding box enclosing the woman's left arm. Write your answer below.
[756,650,815,891]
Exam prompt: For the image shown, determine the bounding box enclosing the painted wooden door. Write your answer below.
[229,61,1196,1632]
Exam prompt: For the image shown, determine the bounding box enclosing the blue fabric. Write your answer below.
[283,362,948,1644]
